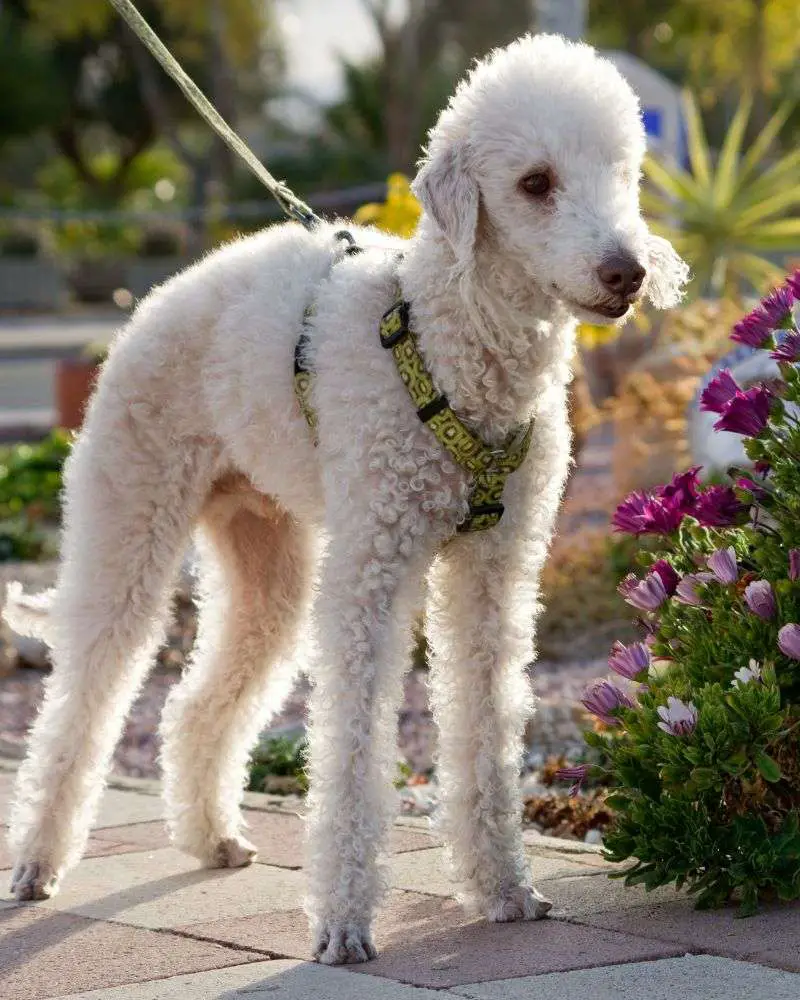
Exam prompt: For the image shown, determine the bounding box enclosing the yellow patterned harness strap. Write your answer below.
[378,300,533,533]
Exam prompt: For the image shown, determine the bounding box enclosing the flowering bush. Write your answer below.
[560,271,800,914]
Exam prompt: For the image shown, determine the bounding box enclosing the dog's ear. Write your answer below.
[645,234,690,309]
[412,141,479,265]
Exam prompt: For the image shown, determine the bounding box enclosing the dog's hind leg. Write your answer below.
[7,420,219,902]
[160,476,316,868]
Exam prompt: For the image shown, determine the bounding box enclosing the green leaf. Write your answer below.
[755,752,782,783]
[712,92,751,207]
[682,90,712,190]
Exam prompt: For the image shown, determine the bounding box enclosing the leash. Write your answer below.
[108,0,321,231]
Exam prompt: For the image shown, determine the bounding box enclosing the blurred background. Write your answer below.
[0,0,799,827]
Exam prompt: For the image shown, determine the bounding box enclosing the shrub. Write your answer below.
[561,271,800,914]
[247,736,308,794]
[0,431,71,561]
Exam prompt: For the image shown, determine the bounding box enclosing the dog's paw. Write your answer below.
[487,884,552,923]
[211,836,258,869]
[11,860,59,902]
[313,921,378,965]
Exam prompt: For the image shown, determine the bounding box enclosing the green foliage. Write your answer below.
[247,736,308,794]
[0,431,71,561]
[642,91,800,298]
[577,281,800,913]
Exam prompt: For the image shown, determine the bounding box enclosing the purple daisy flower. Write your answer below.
[759,284,795,329]
[700,369,741,414]
[707,547,738,584]
[744,579,777,620]
[581,680,635,726]
[554,762,589,796]
[735,476,769,500]
[770,330,800,363]
[652,559,680,595]
[675,573,713,607]
[787,270,800,299]
[694,486,749,527]
[657,467,702,509]
[640,496,685,534]
[713,386,771,437]
[612,490,650,535]
[618,572,668,612]
[778,623,800,660]
[657,696,698,736]
[790,550,800,582]
[731,314,773,348]
[608,640,651,680]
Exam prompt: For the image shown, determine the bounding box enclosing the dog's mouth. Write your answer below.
[587,299,630,319]
[555,287,634,322]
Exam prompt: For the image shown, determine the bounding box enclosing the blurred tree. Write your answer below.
[326,0,533,174]
[589,0,800,139]
[0,10,66,149]
[2,0,282,209]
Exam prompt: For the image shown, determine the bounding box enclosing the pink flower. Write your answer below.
[700,370,741,414]
[608,640,651,680]
[770,331,800,364]
[618,572,668,612]
[581,680,635,726]
[707,547,738,584]
[652,559,680,595]
[789,550,800,582]
[744,580,776,620]
[657,696,697,736]
[713,386,771,438]
[694,486,749,527]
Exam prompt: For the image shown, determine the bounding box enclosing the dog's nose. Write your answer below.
[597,254,646,298]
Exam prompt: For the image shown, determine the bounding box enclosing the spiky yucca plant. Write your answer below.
[642,93,800,298]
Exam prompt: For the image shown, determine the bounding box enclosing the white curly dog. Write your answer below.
[4,34,686,963]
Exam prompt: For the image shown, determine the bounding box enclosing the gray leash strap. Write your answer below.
[108,0,321,230]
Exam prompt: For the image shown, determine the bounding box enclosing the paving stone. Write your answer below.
[448,955,800,999]
[93,813,437,869]
[389,847,593,897]
[0,772,164,830]
[1,831,147,871]
[0,904,264,999]
[180,890,683,988]
[59,958,446,999]
[92,787,165,828]
[571,891,800,972]
[544,871,687,918]
[5,848,304,930]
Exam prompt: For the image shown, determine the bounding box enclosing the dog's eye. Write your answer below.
[520,171,552,197]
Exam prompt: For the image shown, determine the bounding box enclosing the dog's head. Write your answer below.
[412,34,688,324]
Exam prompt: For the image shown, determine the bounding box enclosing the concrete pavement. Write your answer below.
[2,761,800,999]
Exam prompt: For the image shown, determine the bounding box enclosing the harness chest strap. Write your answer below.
[294,299,533,533]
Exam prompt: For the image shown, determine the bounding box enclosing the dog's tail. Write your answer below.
[3,582,56,643]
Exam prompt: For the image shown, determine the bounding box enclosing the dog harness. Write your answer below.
[293,252,533,533]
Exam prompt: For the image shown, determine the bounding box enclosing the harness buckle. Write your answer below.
[379,301,410,348]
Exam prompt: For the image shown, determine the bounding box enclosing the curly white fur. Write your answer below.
[2,34,686,962]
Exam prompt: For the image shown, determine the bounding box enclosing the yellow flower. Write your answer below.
[354,173,421,238]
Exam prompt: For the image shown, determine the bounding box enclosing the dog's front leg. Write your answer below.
[305,519,431,965]
[426,524,552,922]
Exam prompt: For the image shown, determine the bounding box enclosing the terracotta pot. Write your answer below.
[56,359,99,430]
